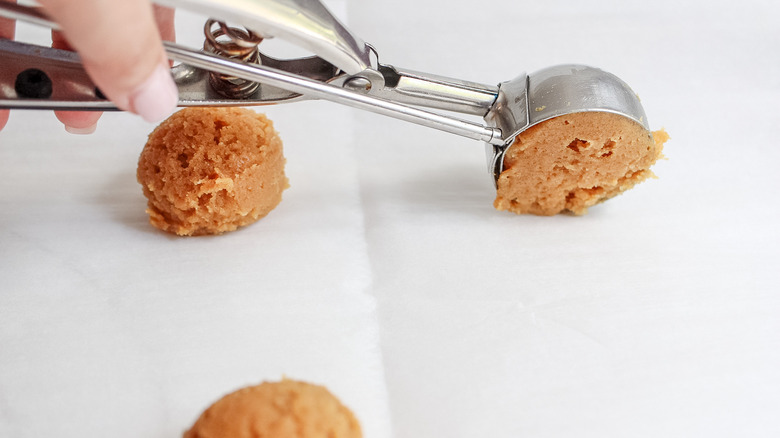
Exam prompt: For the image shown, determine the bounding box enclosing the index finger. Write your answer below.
[52,5,177,134]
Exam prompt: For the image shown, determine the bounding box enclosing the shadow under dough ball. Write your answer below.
[137,107,289,236]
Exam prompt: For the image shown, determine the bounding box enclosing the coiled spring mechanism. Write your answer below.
[203,19,264,99]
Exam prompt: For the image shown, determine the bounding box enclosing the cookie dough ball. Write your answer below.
[494,111,668,215]
[137,107,288,235]
[184,379,362,438]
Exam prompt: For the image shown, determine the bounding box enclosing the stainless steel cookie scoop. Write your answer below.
[0,0,650,186]
[486,65,649,183]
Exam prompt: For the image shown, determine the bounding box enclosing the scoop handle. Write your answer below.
[156,0,373,74]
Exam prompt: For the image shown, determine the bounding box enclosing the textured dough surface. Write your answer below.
[183,379,362,438]
[137,107,288,235]
[494,111,668,215]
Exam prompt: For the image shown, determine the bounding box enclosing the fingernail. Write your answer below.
[129,63,178,123]
[65,123,97,135]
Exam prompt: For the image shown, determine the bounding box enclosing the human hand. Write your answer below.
[0,1,16,131]
[0,0,178,133]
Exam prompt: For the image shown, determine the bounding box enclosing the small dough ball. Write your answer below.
[494,111,668,215]
[137,107,288,235]
[183,379,362,438]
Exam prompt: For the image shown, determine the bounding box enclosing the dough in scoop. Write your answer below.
[494,111,668,215]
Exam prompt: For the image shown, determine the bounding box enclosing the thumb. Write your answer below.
[39,0,178,123]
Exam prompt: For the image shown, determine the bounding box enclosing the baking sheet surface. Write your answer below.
[1,0,779,437]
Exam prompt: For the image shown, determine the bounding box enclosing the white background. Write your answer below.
[1,0,778,437]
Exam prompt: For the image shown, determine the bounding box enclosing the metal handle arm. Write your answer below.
[156,0,372,74]
[165,44,504,144]
[0,1,506,145]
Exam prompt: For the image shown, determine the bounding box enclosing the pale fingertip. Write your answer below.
[65,123,98,135]
[0,111,9,132]
[129,63,179,123]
